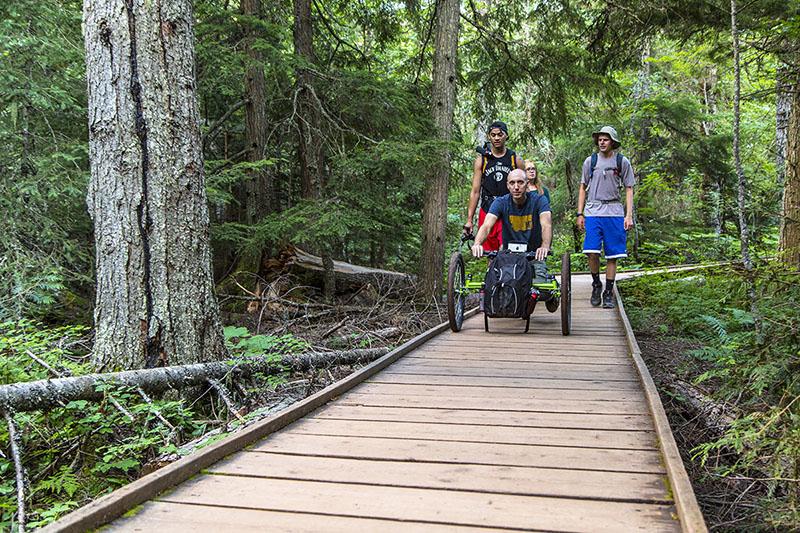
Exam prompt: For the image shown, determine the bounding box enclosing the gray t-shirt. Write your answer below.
[581,152,635,217]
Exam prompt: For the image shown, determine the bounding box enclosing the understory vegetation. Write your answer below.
[621,267,800,530]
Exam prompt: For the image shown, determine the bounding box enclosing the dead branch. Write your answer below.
[321,316,349,339]
[206,379,245,423]
[0,348,387,413]
[4,411,27,533]
[202,98,249,146]
[136,387,176,434]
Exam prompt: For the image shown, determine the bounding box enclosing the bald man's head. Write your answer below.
[508,169,526,182]
[506,168,528,203]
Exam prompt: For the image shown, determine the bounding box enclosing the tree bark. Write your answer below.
[83,0,226,369]
[730,0,753,271]
[777,65,792,187]
[420,0,460,300]
[630,40,653,259]
[564,159,582,253]
[242,0,273,222]
[700,68,723,237]
[293,0,324,200]
[781,72,800,268]
[0,348,388,413]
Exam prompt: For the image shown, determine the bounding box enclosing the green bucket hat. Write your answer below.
[592,126,621,147]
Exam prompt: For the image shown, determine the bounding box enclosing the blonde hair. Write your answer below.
[524,160,543,193]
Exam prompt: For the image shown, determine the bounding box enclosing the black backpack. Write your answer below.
[484,251,532,318]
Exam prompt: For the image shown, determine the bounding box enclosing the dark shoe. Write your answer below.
[590,284,602,307]
[602,290,615,309]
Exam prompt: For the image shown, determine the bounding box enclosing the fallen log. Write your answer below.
[286,246,414,292]
[0,348,387,413]
[670,378,736,435]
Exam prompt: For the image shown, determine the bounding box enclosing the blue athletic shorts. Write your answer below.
[582,216,627,258]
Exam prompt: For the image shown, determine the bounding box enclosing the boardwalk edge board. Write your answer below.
[614,285,708,533]
[41,308,480,533]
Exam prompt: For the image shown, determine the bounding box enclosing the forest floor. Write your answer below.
[637,333,768,532]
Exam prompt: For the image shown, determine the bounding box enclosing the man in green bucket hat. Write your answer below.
[576,126,636,309]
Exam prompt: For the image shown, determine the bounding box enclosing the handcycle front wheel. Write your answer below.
[560,252,572,336]
[447,251,466,332]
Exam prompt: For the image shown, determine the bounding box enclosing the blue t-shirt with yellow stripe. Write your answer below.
[488,192,551,250]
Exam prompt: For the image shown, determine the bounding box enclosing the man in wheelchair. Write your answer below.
[469,168,552,281]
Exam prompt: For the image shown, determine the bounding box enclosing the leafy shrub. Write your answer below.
[621,265,800,527]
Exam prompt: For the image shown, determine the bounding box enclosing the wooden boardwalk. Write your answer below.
[49,276,705,532]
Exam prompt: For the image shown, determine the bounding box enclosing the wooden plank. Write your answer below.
[288,418,658,449]
[382,366,639,380]
[391,359,635,373]
[615,285,708,533]
[370,372,644,390]
[250,433,667,474]
[41,309,481,533]
[109,500,489,532]
[408,351,632,363]
[210,452,673,503]
[313,404,656,431]
[426,336,626,346]
[351,382,646,402]
[337,392,649,414]
[158,475,680,532]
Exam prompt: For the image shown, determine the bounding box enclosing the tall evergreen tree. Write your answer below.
[83,0,226,369]
[420,0,460,299]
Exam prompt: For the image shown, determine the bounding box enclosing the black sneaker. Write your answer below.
[590,284,602,307]
[602,290,615,309]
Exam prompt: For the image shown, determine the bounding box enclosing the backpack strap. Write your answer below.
[587,152,599,187]
[588,152,625,188]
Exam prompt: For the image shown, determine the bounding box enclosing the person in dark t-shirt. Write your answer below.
[463,121,526,251]
[471,169,552,281]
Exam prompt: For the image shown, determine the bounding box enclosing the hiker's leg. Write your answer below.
[600,217,627,309]
[606,258,617,281]
[532,259,547,283]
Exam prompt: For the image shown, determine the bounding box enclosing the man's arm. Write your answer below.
[464,156,483,234]
[577,184,587,231]
[471,213,498,257]
[536,211,552,261]
[577,157,590,231]
[624,186,634,230]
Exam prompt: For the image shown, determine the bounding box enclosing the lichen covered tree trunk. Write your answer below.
[420,0,459,300]
[84,0,226,369]
[781,75,800,268]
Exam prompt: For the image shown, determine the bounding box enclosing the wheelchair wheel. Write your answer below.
[447,251,466,332]
[560,253,571,336]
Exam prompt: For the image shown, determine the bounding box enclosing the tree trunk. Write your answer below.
[242,0,273,222]
[777,65,792,187]
[630,40,653,259]
[84,0,226,370]
[420,0,460,300]
[730,0,753,271]
[564,158,582,253]
[700,68,723,237]
[781,73,800,268]
[293,0,324,199]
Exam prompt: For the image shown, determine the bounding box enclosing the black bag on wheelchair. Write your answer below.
[484,250,532,318]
